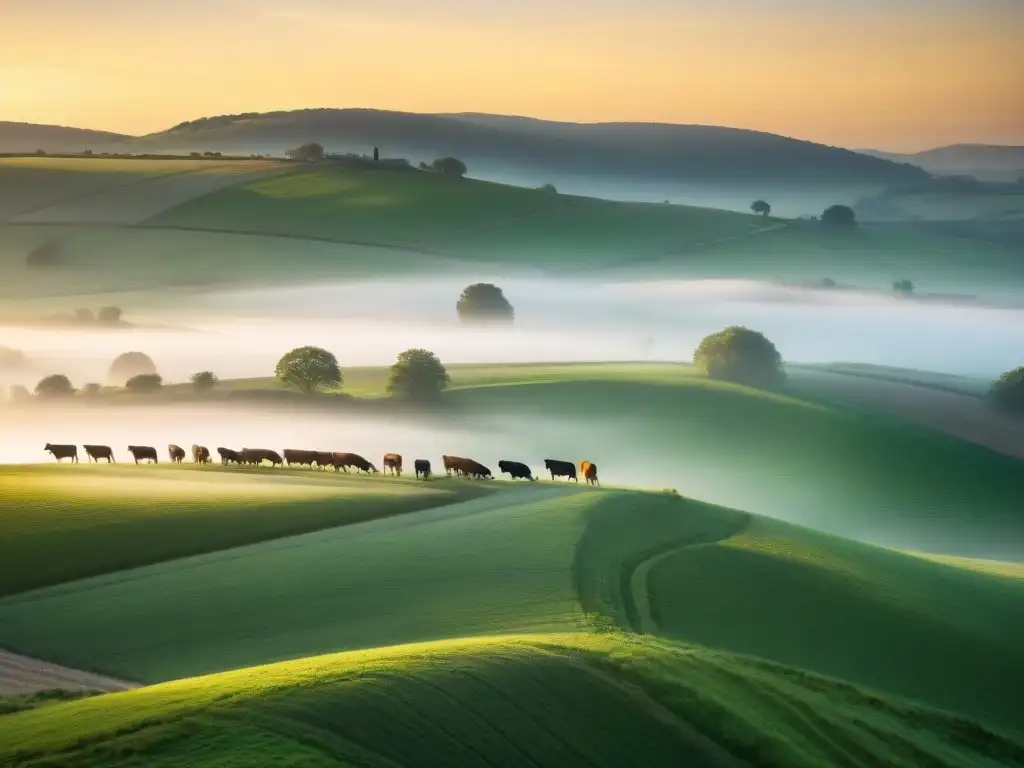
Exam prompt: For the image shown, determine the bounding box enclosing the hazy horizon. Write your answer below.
[2,1,1021,151]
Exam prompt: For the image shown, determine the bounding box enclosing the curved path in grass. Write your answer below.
[627,513,752,634]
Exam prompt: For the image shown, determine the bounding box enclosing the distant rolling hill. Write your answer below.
[860,144,1024,182]
[128,109,927,201]
[0,122,130,154]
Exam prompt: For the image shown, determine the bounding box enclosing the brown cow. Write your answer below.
[332,452,377,474]
[192,445,211,464]
[241,448,284,467]
[383,453,402,477]
[217,447,243,465]
[45,443,78,463]
[442,455,470,477]
[84,444,114,463]
[581,460,599,486]
[283,449,317,468]
[168,444,186,464]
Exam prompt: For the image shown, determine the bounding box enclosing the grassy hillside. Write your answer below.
[1,481,1022,736]
[64,362,1024,557]
[147,166,766,264]
[0,122,129,155]
[0,464,489,596]
[643,515,1024,734]
[3,633,1021,768]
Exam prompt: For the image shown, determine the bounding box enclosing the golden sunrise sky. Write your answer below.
[1,0,1021,150]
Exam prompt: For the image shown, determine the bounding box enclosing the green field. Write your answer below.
[54,362,1024,558]
[3,633,1021,768]
[2,476,1023,739]
[0,464,490,596]
[1,160,1020,304]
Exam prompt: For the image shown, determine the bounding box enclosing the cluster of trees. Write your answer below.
[274,346,450,401]
[988,366,1024,414]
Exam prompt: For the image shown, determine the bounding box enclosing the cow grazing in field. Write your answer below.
[442,455,471,477]
[44,443,78,463]
[414,459,431,479]
[464,459,493,480]
[168,444,186,464]
[83,444,114,463]
[217,447,243,465]
[581,461,599,486]
[314,451,335,471]
[283,449,318,468]
[331,452,377,474]
[241,448,283,467]
[128,445,158,464]
[383,453,403,476]
[544,459,577,482]
[499,460,535,481]
[192,445,211,464]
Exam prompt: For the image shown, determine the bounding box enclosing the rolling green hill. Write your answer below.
[3,633,1021,768]
[0,464,489,596]
[2,158,1020,302]
[1,479,1022,736]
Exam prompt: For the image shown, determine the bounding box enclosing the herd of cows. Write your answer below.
[42,442,601,484]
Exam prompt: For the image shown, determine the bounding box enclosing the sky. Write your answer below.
[1,0,1021,151]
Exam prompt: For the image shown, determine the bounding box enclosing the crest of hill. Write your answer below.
[859,143,1024,182]
[0,122,131,154]
[132,107,928,183]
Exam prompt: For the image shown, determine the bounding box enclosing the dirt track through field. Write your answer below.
[788,369,1024,460]
[0,649,138,695]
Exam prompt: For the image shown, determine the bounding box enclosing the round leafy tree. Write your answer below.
[822,204,857,227]
[35,374,75,398]
[275,346,342,395]
[751,200,771,217]
[456,283,514,324]
[693,326,785,389]
[109,351,156,384]
[125,373,163,393]
[432,157,468,178]
[386,349,451,401]
[98,306,123,324]
[988,366,1024,414]
[190,371,219,392]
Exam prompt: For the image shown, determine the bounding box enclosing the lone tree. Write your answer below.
[190,371,219,392]
[125,373,163,393]
[693,326,785,389]
[83,383,102,396]
[373,146,380,162]
[74,308,94,323]
[456,283,514,324]
[97,306,123,324]
[892,279,915,294]
[35,374,75,398]
[109,351,156,384]
[286,142,325,162]
[822,204,857,228]
[386,349,451,401]
[431,157,468,178]
[275,346,342,395]
[751,200,771,217]
[988,366,1024,414]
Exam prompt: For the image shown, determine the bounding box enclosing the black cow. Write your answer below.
[45,443,78,463]
[168,444,186,464]
[217,447,243,465]
[192,445,211,464]
[544,459,577,482]
[332,452,377,474]
[499,460,535,481]
[84,444,114,463]
[383,453,402,476]
[127,445,158,464]
[414,459,431,480]
[241,448,283,467]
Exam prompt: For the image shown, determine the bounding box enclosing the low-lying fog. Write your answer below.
[2,277,1021,385]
